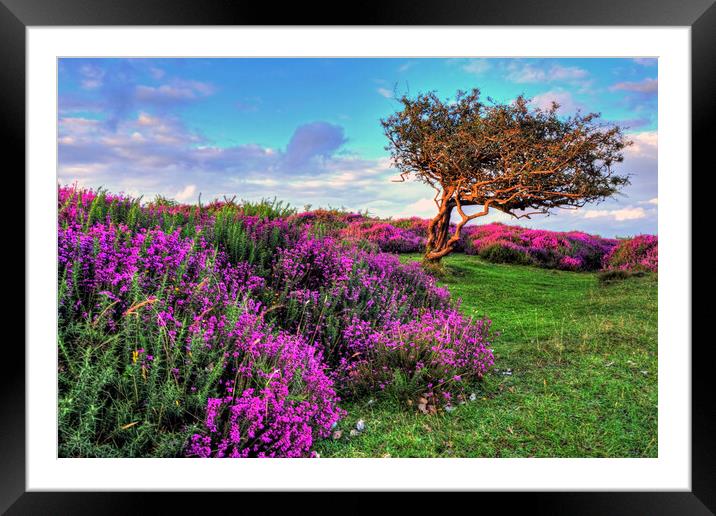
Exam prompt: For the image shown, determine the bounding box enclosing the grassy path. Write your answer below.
[316,254,657,457]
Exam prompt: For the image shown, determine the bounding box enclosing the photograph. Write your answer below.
[56,56,659,459]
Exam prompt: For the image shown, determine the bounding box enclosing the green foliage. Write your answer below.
[207,207,290,276]
[478,244,533,265]
[240,197,296,219]
[58,299,243,457]
[597,269,646,284]
[597,269,632,283]
[148,194,179,208]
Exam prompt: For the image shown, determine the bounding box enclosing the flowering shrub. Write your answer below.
[391,217,431,238]
[57,185,495,458]
[602,235,658,272]
[339,221,425,253]
[462,223,618,271]
[185,312,343,458]
[269,236,453,374]
[340,309,494,403]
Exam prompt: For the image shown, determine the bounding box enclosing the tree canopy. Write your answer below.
[381,88,632,261]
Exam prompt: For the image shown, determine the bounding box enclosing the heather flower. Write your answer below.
[185,312,344,458]
[602,235,658,272]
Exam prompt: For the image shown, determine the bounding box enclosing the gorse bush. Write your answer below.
[57,185,494,458]
[477,243,533,265]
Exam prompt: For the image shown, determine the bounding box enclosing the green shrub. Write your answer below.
[597,269,632,283]
[479,244,533,265]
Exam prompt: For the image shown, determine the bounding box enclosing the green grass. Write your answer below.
[316,253,657,458]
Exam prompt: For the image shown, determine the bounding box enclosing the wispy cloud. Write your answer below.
[175,184,197,202]
[377,87,394,99]
[505,62,589,84]
[58,113,403,212]
[79,65,105,90]
[461,59,491,75]
[613,117,652,130]
[627,131,658,158]
[149,67,166,80]
[60,64,217,131]
[135,79,215,103]
[583,206,647,221]
[530,90,581,113]
[610,77,657,94]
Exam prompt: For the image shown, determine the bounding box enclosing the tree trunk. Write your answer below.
[424,202,454,263]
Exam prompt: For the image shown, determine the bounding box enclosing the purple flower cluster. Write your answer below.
[339,220,425,253]
[461,223,619,271]
[340,308,494,400]
[602,234,658,272]
[185,311,343,458]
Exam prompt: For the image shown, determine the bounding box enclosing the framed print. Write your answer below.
[6,0,713,512]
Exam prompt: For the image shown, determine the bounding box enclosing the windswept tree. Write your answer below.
[381,89,632,263]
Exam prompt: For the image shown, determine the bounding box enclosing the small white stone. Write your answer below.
[469,393,477,402]
[356,419,366,432]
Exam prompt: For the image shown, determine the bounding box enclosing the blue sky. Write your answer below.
[58,58,658,237]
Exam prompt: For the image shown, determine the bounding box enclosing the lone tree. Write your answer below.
[381,89,631,263]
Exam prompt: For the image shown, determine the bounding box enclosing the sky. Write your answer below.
[58,57,658,237]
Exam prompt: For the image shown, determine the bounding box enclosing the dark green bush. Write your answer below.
[479,244,533,265]
[597,269,632,284]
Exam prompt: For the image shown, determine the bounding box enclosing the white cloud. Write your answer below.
[391,197,438,219]
[377,87,394,99]
[462,59,491,75]
[175,184,197,202]
[149,67,166,79]
[135,80,215,102]
[551,65,589,82]
[58,112,406,212]
[506,62,588,84]
[610,77,658,93]
[626,131,658,158]
[79,65,105,89]
[530,90,580,113]
[583,207,647,221]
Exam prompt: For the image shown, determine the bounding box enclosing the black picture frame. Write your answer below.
[6,0,712,513]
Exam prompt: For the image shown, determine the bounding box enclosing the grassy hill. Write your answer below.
[317,253,657,457]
